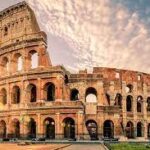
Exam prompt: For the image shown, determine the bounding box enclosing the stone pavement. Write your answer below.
[61,144,106,150]
[0,143,68,150]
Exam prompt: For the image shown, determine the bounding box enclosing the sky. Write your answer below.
[1,0,150,73]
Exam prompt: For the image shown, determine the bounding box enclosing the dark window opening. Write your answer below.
[44,118,55,139]
[4,27,8,36]
[70,89,79,101]
[126,121,134,138]
[126,95,132,112]
[65,75,69,84]
[28,118,36,138]
[137,122,142,137]
[63,118,75,139]
[103,120,114,138]
[12,86,20,104]
[114,93,122,108]
[86,120,98,140]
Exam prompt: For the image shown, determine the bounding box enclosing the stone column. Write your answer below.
[55,75,63,101]
[55,113,61,139]
[37,78,41,102]
[143,96,148,139]
[76,111,84,140]
[37,113,42,138]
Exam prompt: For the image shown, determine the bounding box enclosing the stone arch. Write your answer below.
[137,122,143,137]
[137,96,143,113]
[26,84,37,102]
[126,121,134,138]
[11,118,20,138]
[126,84,133,93]
[44,82,55,101]
[103,120,114,138]
[85,87,97,103]
[70,88,79,101]
[28,118,36,138]
[1,57,9,73]
[63,117,75,139]
[114,93,122,108]
[126,95,133,112]
[0,120,6,138]
[29,50,38,69]
[4,26,8,36]
[44,117,55,139]
[0,88,7,105]
[13,53,23,71]
[86,120,98,140]
[12,85,21,104]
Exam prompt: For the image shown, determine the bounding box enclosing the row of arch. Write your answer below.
[71,88,150,113]
[1,84,150,112]
[0,82,55,104]
[0,117,74,139]
[0,118,148,140]
[1,50,39,74]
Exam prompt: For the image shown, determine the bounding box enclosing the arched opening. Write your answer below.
[137,122,143,137]
[86,120,98,140]
[11,119,20,138]
[64,75,69,84]
[126,121,134,138]
[137,96,143,113]
[12,86,20,104]
[137,102,142,112]
[0,120,6,139]
[4,26,8,36]
[28,118,36,138]
[70,88,79,101]
[148,123,150,138]
[44,83,55,101]
[14,53,23,71]
[85,87,97,103]
[63,117,75,139]
[1,57,9,73]
[0,88,7,105]
[147,97,150,111]
[44,117,55,139]
[126,95,132,112]
[27,84,37,102]
[114,93,122,108]
[105,93,110,105]
[126,84,133,93]
[29,50,38,69]
[103,120,114,138]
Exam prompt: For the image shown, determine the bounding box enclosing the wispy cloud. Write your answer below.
[26,0,150,73]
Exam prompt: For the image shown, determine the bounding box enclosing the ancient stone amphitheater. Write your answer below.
[0,1,150,141]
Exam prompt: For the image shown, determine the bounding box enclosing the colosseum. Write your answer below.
[0,1,150,141]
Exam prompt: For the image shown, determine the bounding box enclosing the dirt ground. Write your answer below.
[0,143,68,150]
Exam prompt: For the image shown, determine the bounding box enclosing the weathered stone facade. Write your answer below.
[0,1,150,141]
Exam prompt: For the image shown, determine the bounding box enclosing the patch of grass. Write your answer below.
[110,143,150,150]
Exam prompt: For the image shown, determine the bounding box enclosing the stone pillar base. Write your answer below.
[119,136,128,141]
[55,134,63,140]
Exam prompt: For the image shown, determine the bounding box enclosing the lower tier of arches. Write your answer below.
[0,115,150,140]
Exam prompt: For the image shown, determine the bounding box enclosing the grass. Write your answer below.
[109,143,150,150]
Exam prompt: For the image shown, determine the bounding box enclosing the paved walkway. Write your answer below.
[0,143,68,150]
[61,144,106,150]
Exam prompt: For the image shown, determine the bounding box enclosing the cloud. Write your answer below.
[26,0,150,73]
